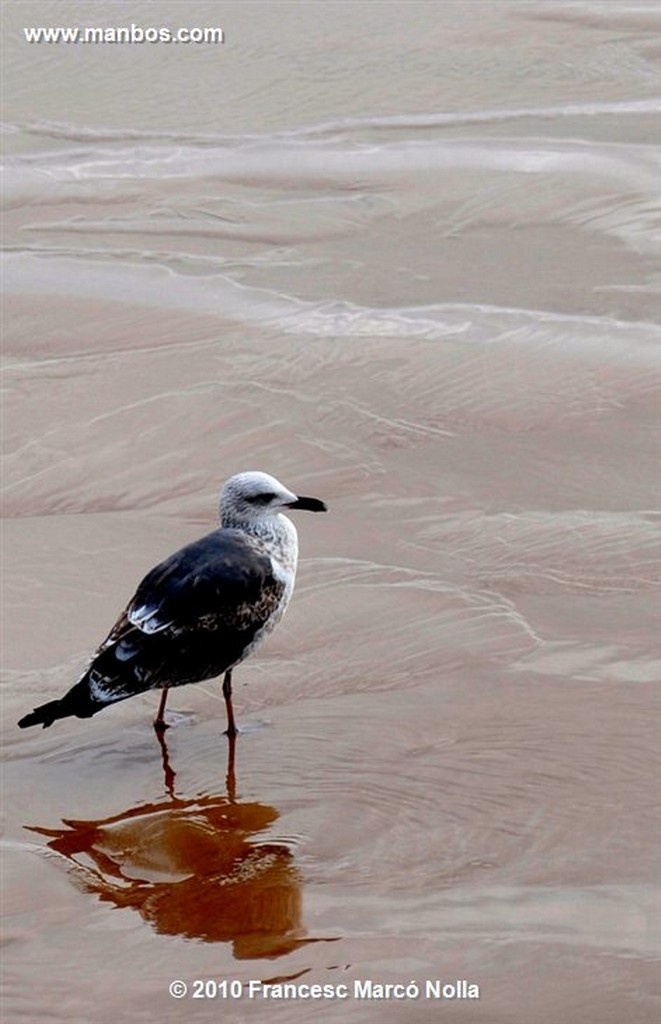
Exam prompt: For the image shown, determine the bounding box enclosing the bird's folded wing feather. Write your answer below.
[97,529,284,651]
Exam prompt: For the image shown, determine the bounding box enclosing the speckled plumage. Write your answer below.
[18,472,327,731]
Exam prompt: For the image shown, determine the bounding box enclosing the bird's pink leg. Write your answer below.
[226,731,236,802]
[222,670,237,737]
[154,688,169,731]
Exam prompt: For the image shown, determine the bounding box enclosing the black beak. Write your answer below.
[286,495,328,513]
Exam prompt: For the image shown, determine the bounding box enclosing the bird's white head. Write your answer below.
[218,471,327,529]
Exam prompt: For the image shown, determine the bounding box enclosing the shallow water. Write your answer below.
[2,2,660,1021]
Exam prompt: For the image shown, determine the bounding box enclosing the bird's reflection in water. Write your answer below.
[29,735,312,958]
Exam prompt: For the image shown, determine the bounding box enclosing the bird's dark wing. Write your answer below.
[85,528,286,702]
[128,528,280,636]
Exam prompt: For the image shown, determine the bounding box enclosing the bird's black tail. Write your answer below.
[18,679,105,729]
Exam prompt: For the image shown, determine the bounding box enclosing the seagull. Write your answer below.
[18,471,327,736]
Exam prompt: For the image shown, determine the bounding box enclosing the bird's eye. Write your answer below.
[249,492,277,505]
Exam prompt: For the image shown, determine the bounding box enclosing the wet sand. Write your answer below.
[2,2,660,1021]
